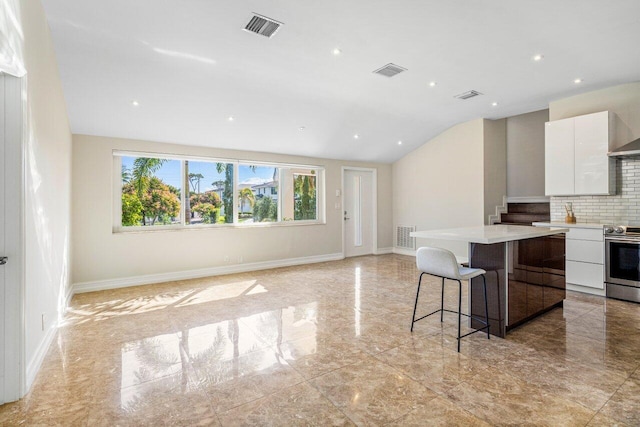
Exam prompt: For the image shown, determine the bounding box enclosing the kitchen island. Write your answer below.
[411,225,568,338]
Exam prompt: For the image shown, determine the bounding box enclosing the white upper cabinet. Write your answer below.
[574,112,615,195]
[545,117,575,196]
[545,111,616,196]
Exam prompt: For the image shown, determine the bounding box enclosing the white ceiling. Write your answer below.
[41,0,640,163]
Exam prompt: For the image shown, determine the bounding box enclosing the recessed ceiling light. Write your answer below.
[132,100,139,106]
[332,48,342,56]
[397,140,403,146]
[228,116,234,121]
[533,54,544,61]
[574,78,583,84]
[299,126,306,131]
[429,81,437,87]
[353,134,359,139]
[492,102,498,107]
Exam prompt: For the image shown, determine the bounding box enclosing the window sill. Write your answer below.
[112,220,326,234]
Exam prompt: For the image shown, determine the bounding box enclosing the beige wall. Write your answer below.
[392,119,487,256]
[71,134,392,285]
[506,109,548,198]
[483,119,507,222]
[2,0,72,386]
[549,82,640,149]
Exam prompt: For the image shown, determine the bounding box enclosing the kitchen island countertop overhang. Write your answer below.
[410,224,569,244]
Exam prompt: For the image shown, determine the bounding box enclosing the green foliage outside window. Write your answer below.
[122,177,180,226]
[121,193,143,226]
[192,203,219,224]
[294,174,316,220]
[253,196,277,222]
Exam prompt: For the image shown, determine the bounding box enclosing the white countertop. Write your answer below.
[410,224,569,244]
[532,221,605,229]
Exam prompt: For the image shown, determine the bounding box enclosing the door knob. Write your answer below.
[0,257,7,265]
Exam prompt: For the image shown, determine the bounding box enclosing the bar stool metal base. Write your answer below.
[411,272,490,352]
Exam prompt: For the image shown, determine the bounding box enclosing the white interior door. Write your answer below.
[0,72,6,405]
[344,169,374,257]
[1,72,24,404]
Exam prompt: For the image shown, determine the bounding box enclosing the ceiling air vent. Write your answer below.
[454,90,483,100]
[373,63,407,78]
[243,13,283,38]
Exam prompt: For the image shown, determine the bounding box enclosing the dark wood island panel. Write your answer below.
[469,234,566,338]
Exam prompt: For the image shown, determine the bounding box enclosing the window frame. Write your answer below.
[112,150,325,233]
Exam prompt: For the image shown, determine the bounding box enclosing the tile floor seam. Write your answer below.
[213,380,304,416]
[366,350,447,413]
[290,378,361,426]
[553,329,637,371]
[209,372,308,414]
[279,351,364,383]
[588,365,639,426]
[451,362,602,422]
[388,393,485,426]
[496,360,622,412]
[440,378,497,426]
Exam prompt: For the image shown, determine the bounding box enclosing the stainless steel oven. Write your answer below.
[605,225,640,303]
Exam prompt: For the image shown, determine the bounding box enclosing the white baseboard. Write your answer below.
[392,247,416,257]
[374,247,393,255]
[65,285,74,307]
[72,252,345,295]
[26,323,57,390]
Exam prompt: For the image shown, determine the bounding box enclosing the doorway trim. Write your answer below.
[1,72,26,404]
[341,166,378,257]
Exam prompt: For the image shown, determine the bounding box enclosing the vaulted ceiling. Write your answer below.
[41,0,640,163]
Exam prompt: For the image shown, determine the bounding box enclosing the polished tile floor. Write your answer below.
[1,254,639,426]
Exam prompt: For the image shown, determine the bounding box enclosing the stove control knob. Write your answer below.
[604,226,614,234]
[614,226,625,234]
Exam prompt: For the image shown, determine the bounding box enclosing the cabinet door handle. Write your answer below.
[0,257,7,265]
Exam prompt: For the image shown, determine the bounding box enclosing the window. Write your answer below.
[115,152,324,230]
[185,160,233,225]
[240,164,278,223]
[293,171,317,221]
[120,157,182,226]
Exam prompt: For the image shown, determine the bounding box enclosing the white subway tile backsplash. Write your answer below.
[551,158,640,224]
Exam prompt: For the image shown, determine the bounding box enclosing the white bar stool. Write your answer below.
[411,246,490,352]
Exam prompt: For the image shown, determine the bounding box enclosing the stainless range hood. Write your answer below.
[609,137,640,158]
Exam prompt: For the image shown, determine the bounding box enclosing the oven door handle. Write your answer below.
[605,237,640,243]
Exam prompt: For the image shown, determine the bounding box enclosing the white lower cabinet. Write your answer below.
[566,239,603,264]
[565,227,604,293]
[566,260,604,290]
